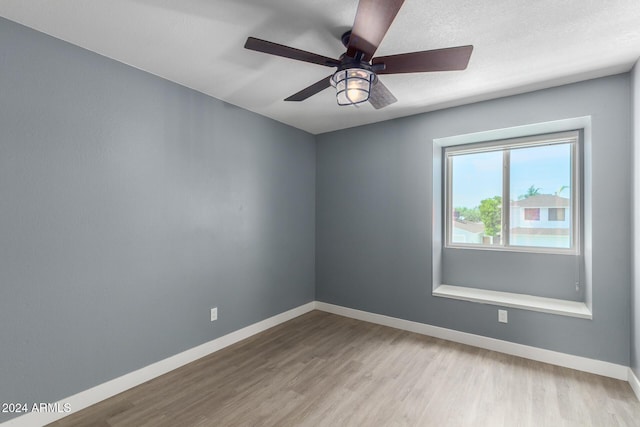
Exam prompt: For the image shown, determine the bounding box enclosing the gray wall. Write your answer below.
[632,61,640,379]
[0,18,315,423]
[316,74,631,365]
[442,249,584,301]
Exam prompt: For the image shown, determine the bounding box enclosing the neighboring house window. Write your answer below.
[548,207,566,221]
[524,208,540,221]
[445,131,579,253]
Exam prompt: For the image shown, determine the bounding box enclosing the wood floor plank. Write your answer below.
[48,311,640,427]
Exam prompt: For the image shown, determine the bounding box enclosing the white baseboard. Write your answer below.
[629,368,640,402]
[2,302,316,427]
[315,302,629,381]
[4,300,636,426]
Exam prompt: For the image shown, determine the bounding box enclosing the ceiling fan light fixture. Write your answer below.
[245,0,473,109]
[331,68,374,106]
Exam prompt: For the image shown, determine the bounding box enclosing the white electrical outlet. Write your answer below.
[210,307,218,322]
[498,309,508,323]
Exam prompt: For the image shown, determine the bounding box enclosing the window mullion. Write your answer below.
[503,149,510,247]
[445,154,452,246]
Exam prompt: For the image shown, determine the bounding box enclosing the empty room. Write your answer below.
[2,1,640,426]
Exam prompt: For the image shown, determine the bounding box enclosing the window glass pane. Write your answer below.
[450,151,502,246]
[509,143,572,248]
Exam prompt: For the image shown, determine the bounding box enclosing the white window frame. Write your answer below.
[444,131,581,255]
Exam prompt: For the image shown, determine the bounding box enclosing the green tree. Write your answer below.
[479,196,502,237]
[518,185,541,200]
[454,206,481,222]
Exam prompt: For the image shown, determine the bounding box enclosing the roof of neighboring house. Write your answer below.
[452,220,485,234]
[511,227,570,235]
[511,194,570,207]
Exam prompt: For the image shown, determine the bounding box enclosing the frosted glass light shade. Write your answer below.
[331,68,374,106]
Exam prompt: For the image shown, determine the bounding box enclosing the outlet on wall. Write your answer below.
[211,307,218,322]
[498,309,508,323]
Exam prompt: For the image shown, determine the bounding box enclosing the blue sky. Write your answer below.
[450,144,572,209]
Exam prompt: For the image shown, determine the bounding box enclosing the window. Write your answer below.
[445,131,579,253]
[548,208,566,221]
[524,208,540,221]
[433,118,591,318]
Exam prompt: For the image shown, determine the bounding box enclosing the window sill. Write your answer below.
[433,284,592,319]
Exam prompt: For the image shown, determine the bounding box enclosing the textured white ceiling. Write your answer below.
[1,0,640,134]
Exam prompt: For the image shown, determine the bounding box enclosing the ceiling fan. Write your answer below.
[244,0,473,109]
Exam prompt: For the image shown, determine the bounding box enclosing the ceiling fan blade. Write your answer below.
[284,76,333,101]
[368,79,397,109]
[373,45,473,74]
[245,37,340,67]
[347,0,405,61]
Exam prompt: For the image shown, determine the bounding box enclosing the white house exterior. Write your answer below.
[510,194,571,248]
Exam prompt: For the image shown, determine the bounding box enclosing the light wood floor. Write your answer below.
[49,310,640,427]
